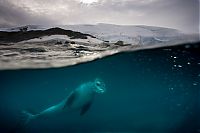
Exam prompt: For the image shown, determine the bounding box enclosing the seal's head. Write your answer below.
[93,78,106,94]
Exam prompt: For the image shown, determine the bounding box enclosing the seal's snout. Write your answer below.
[94,78,106,94]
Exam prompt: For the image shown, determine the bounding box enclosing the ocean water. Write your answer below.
[0,43,199,133]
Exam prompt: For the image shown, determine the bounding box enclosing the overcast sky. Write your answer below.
[0,0,198,33]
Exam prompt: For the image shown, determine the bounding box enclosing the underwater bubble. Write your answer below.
[193,83,198,86]
[177,65,182,68]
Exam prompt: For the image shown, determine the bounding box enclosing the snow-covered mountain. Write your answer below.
[1,23,193,45]
[0,27,104,44]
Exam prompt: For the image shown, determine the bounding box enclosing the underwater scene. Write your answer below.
[0,43,200,133]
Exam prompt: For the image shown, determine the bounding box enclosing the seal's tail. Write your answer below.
[9,111,36,133]
[21,110,35,125]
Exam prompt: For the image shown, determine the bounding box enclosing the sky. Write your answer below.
[0,0,199,33]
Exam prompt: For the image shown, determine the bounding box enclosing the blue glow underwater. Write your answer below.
[0,43,199,133]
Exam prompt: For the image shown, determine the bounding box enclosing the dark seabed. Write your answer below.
[0,43,199,133]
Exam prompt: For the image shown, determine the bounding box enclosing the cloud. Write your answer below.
[0,0,198,33]
[92,0,198,33]
[0,0,57,27]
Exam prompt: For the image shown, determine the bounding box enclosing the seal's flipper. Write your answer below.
[80,102,92,116]
[63,91,77,109]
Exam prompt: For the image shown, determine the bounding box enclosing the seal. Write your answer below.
[20,78,106,126]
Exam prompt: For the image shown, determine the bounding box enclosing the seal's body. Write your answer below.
[21,78,106,125]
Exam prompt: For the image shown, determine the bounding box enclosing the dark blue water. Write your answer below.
[0,43,200,133]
